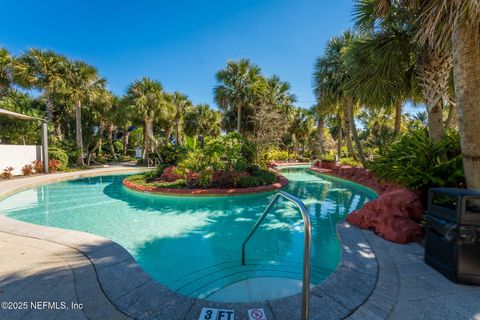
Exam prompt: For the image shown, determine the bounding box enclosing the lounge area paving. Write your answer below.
[0,167,479,319]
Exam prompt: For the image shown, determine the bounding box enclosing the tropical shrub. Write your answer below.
[321,153,336,162]
[296,155,311,163]
[368,129,465,191]
[254,170,277,184]
[340,157,361,167]
[32,160,43,173]
[265,149,292,162]
[177,133,255,173]
[48,147,68,170]
[48,159,62,173]
[113,140,124,153]
[239,176,264,188]
[155,179,187,188]
[198,167,214,188]
[21,165,34,176]
[159,145,188,165]
[1,167,14,179]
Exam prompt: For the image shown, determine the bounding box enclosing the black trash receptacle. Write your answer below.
[425,188,480,285]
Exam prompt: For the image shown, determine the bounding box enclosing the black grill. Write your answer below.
[425,188,480,285]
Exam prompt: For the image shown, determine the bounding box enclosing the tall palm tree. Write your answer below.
[64,60,106,166]
[87,89,114,163]
[263,75,296,113]
[214,59,263,134]
[400,0,480,189]
[313,32,368,166]
[289,108,315,154]
[13,49,68,126]
[125,77,165,163]
[354,0,454,143]
[171,91,191,145]
[183,104,222,137]
[0,48,12,96]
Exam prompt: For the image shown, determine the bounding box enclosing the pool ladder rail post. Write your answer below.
[241,191,312,320]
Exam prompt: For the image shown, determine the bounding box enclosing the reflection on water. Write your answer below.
[0,166,376,299]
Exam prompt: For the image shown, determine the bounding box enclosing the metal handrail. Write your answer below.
[241,191,312,320]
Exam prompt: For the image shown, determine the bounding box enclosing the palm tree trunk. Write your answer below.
[143,118,153,164]
[91,119,105,157]
[123,129,129,156]
[317,116,325,157]
[348,99,367,167]
[107,123,116,160]
[452,20,480,190]
[75,100,84,166]
[342,105,356,159]
[337,114,343,160]
[394,100,402,134]
[165,127,172,145]
[236,104,241,133]
[45,94,54,123]
[427,102,444,142]
[54,120,63,141]
[418,50,452,143]
[175,119,180,145]
[445,103,457,129]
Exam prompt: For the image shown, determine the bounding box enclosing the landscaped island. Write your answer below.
[123,132,288,195]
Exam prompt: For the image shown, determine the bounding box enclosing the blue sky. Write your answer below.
[0,0,354,109]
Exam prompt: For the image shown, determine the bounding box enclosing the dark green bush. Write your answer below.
[154,179,187,188]
[159,145,188,165]
[246,164,261,175]
[48,147,69,170]
[238,176,264,188]
[368,128,465,191]
[254,169,277,184]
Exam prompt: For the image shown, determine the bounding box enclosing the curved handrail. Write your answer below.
[241,191,312,320]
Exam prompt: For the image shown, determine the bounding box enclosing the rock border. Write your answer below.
[0,166,383,319]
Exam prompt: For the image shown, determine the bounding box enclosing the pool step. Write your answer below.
[167,260,333,300]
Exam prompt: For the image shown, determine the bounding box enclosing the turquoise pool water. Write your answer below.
[0,166,376,302]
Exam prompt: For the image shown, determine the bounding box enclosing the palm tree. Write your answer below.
[214,59,263,134]
[400,0,480,189]
[87,89,114,163]
[353,0,454,143]
[171,91,191,145]
[312,103,327,156]
[313,32,368,166]
[0,48,12,96]
[157,92,177,146]
[343,29,417,135]
[263,75,296,113]
[289,108,315,154]
[125,77,165,163]
[13,49,68,127]
[183,104,222,137]
[64,60,106,166]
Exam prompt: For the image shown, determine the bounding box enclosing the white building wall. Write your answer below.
[0,144,43,176]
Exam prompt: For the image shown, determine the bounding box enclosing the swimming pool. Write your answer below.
[0,166,376,302]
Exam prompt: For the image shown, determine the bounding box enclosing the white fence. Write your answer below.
[0,144,43,175]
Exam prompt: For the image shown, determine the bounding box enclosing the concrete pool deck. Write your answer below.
[0,166,479,319]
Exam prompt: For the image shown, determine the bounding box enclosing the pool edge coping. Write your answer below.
[0,166,381,319]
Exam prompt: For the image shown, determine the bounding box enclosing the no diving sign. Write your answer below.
[248,308,267,320]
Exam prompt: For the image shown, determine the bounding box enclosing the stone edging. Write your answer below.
[122,174,288,196]
[0,167,387,319]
